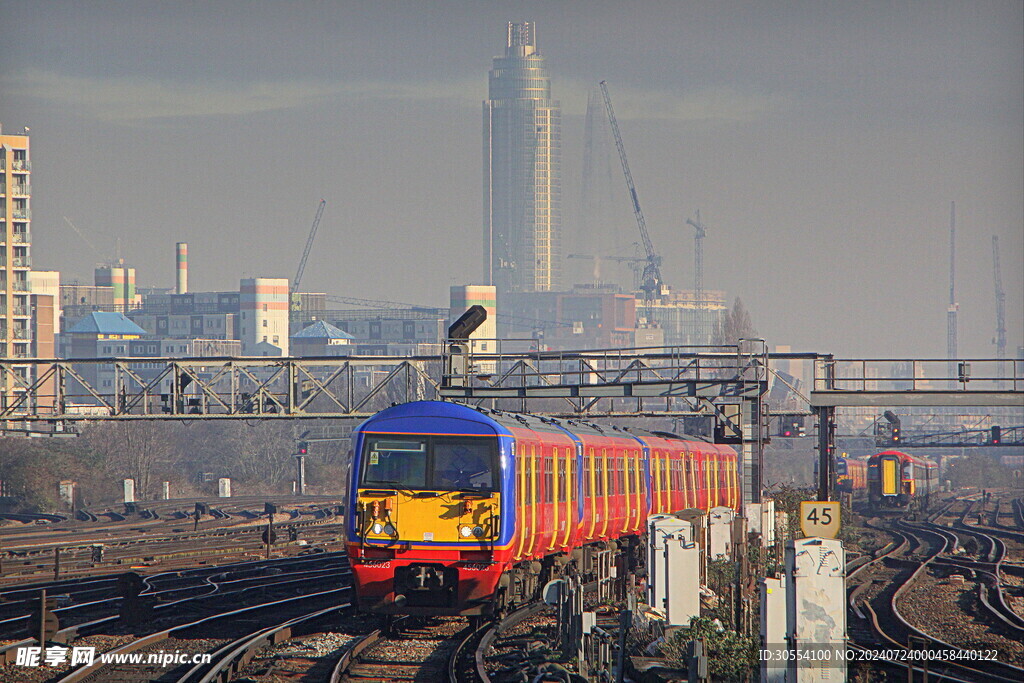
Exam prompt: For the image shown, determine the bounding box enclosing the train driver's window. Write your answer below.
[434,438,496,491]
[361,438,428,488]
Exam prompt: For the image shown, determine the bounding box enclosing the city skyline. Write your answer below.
[0,1,1021,359]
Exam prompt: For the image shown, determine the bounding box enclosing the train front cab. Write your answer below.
[347,417,512,617]
[869,451,906,508]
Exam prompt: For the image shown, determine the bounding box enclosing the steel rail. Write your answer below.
[181,601,351,682]
[0,555,350,665]
[849,514,1023,682]
[54,586,352,682]
[327,624,386,683]
[889,521,1024,681]
[474,602,549,682]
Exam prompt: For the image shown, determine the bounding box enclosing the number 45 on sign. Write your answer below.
[800,501,840,539]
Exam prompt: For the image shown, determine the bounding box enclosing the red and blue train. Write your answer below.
[346,400,740,617]
[867,450,938,511]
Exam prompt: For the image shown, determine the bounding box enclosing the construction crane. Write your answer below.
[686,210,709,337]
[567,250,645,288]
[599,81,663,314]
[319,295,573,330]
[291,199,326,311]
[685,210,708,306]
[62,217,103,261]
[325,295,437,311]
[947,201,958,366]
[992,235,1006,382]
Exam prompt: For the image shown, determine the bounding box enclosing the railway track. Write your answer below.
[328,602,550,683]
[0,552,352,683]
[330,616,473,682]
[0,551,351,642]
[52,587,354,682]
[848,511,1024,681]
[1,498,346,583]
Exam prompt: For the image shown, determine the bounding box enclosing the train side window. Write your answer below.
[596,452,604,496]
[632,453,638,495]
[607,453,614,496]
[556,450,563,503]
[547,454,554,503]
[622,450,630,493]
[528,445,535,506]
[584,450,591,497]
[616,453,623,495]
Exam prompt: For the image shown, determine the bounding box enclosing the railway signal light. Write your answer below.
[883,410,902,444]
[990,426,1001,445]
[779,417,804,437]
[297,440,309,455]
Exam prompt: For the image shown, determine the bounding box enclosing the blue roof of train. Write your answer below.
[356,400,509,437]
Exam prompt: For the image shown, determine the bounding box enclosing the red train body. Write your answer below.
[346,401,741,616]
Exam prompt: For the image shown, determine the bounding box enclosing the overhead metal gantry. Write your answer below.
[1,342,773,503]
[0,356,442,422]
[807,356,1023,501]
[2,347,1020,506]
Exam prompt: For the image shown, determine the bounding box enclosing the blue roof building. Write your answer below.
[66,312,149,338]
[290,320,353,356]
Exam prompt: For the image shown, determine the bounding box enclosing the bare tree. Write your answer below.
[80,422,177,500]
[714,297,757,345]
[220,421,295,488]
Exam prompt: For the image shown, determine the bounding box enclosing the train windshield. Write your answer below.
[360,435,498,491]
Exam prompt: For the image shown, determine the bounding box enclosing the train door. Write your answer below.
[631,448,643,532]
[584,446,597,538]
[549,447,560,551]
[599,447,610,537]
[652,450,663,514]
[514,440,527,560]
[620,446,631,534]
[662,452,672,512]
[679,450,688,509]
[881,457,898,496]
[560,446,574,547]
[696,453,707,510]
[527,441,538,556]
[618,447,629,533]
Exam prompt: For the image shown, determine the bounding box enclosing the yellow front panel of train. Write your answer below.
[358,491,500,544]
[881,459,898,495]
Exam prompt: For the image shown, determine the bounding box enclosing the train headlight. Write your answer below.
[472,526,484,538]
[460,525,473,538]
[383,523,396,536]
[372,522,384,535]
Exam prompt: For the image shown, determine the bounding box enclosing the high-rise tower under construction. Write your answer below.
[483,22,561,297]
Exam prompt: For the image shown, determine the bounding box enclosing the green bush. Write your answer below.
[660,616,758,681]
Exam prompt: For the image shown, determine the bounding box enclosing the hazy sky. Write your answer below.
[1,1,1020,359]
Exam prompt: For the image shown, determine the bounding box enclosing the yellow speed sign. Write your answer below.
[800,501,841,539]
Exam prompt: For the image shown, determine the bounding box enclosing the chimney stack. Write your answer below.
[176,242,188,294]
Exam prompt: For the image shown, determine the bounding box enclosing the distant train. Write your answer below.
[346,401,741,617]
[867,450,938,510]
[813,456,868,496]
[836,456,868,495]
